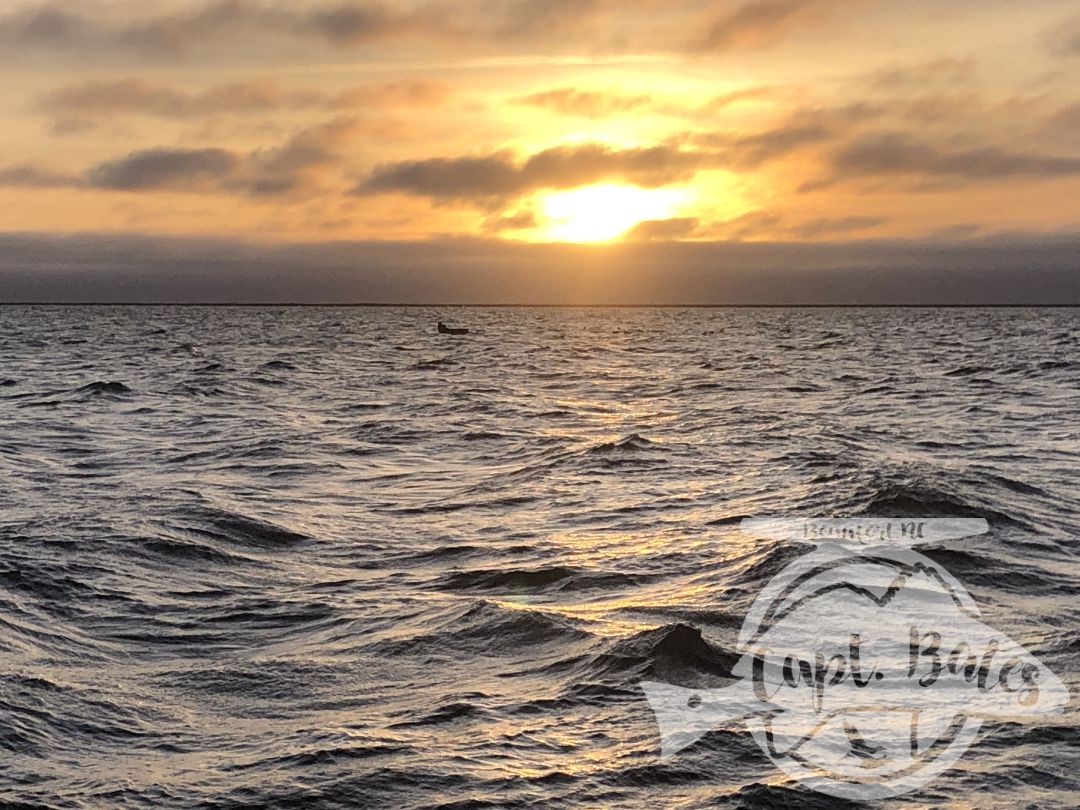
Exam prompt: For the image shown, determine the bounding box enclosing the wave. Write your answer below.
[390,701,483,728]
[401,544,486,563]
[249,375,288,387]
[726,783,865,809]
[617,606,746,629]
[705,514,752,527]
[384,493,538,516]
[349,420,431,445]
[920,548,1073,594]
[496,624,741,707]
[587,433,656,454]
[137,536,249,565]
[173,506,310,549]
[412,357,458,370]
[980,471,1050,497]
[499,622,740,713]
[368,599,592,658]
[1036,359,1078,371]
[223,743,408,772]
[945,364,991,377]
[173,383,228,397]
[729,543,810,586]
[0,673,163,759]
[75,381,132,396]
[484,433,671,476]
[840,473,1035,528]
[604,623,738,680]
[338,402,388,414]
[435,565,653,594]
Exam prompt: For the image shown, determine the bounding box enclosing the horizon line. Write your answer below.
[2,302,1079,308]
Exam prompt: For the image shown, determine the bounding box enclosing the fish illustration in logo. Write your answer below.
[642,519,1071,800]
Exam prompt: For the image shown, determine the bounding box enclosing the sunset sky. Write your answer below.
[2,1,1080,301]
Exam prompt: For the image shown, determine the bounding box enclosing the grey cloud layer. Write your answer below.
[355,143,719,202]
[38,78,452,123]
[0,0,855,59]
[0,1,433,54]
[88,148,241,190]
[1,118,362,196]
[698,0,809,50]
[355,121,840,203]
[0,164,82,189]
[9,112,1080,203]
[3,231,1078,304]
[824,133,1080,183]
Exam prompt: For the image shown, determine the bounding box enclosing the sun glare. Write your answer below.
[537,184,688,243]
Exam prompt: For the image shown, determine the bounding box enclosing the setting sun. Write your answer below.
[537,184,689,243]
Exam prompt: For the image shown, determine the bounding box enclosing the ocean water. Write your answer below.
[0,305,1077,808]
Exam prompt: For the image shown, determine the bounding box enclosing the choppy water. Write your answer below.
[1,306,1077,808]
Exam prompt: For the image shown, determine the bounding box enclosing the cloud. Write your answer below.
[297,2,415,46]
[692,211,886,240]
[724,124,833,168]
[357,119,845,206]
[498,0,604,38]
[513,87,653,118]
[245,117,362,195]
[334,79,453,108]
[6,231,1080,305]
[0,5,90,47]
[355,143,719,202]
[358,153,519,202]
[0,0,632,59]
[123,0,438,51]
[696,85,784,114]
[513,84,792,122]
[866,57,978,92]
[87,147,242,191]
[822,132,1080,184]
[0,164,82,189]
[697,209,784,239]
[1,117,364,196]
[37,78,453,128]
[0,0,854,60]
[1052,103,1080,129]
[681,123,833,168]
[483,208,539,234]
[1048,14,1080,58]
[790,215,886,238]
[626,217,700,241]
[40,79,193,119]
[0,1,439,56]
[695,0,844,51]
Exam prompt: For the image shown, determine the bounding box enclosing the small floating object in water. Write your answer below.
[438,321,470,335]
